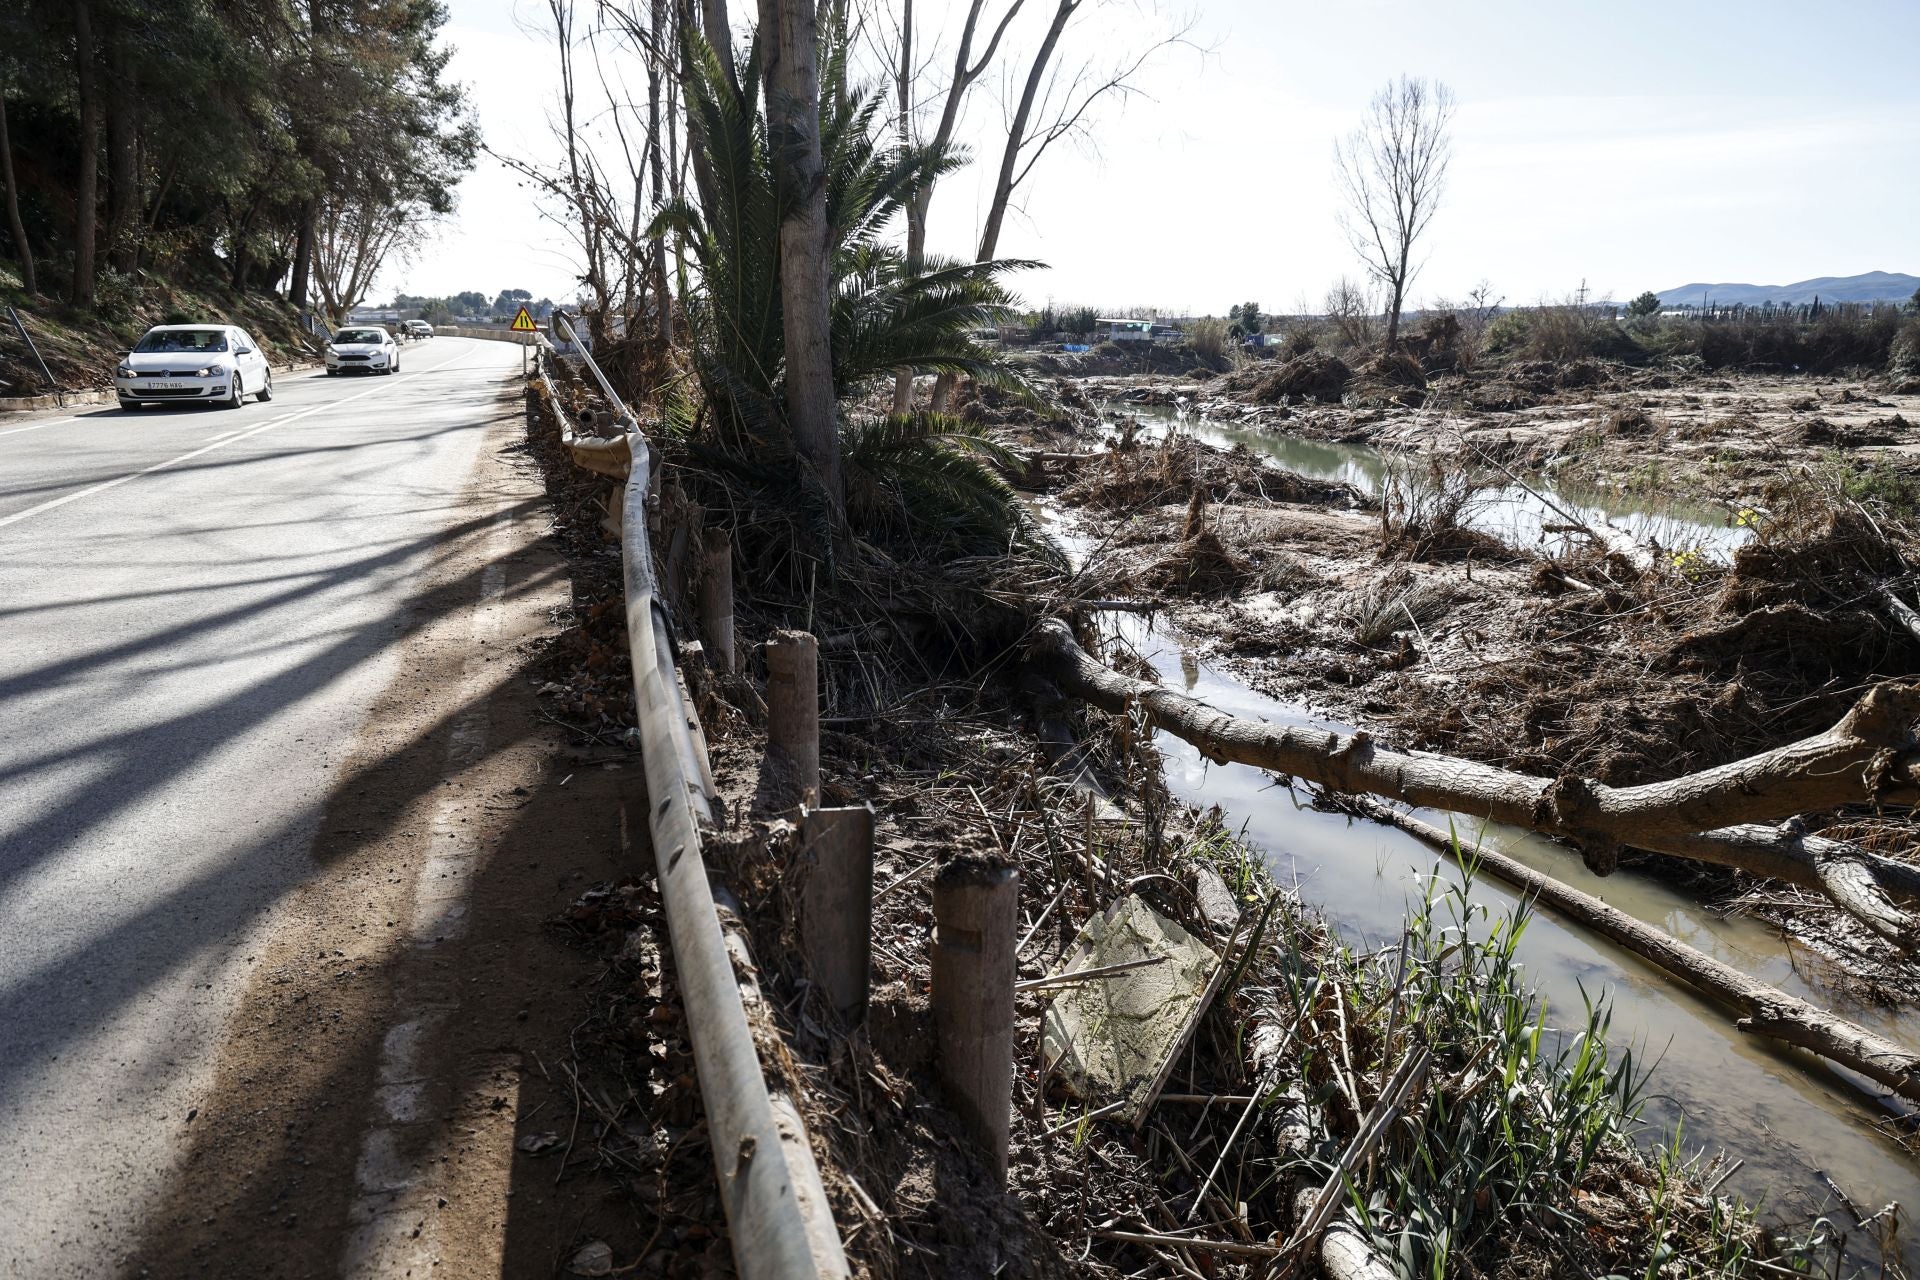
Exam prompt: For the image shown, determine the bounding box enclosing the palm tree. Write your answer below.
[652,17,1049,566]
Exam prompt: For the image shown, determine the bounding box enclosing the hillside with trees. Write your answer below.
[0,0,474,390]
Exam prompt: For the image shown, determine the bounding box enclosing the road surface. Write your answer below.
[0,337,529,1275]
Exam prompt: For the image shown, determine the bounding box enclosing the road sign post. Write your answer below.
[511,306,537,376]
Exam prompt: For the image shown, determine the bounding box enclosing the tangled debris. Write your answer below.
[1054,429,1920,998]
[514,356,1865,1278]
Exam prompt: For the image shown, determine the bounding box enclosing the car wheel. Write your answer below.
[224,373,245,409]
[258,371,274,402]
[118,398,143,411]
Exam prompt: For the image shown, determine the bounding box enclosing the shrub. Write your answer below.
[1188,316,1228,363]
[1483,309,1529,355]
[1647,306,1902,372]
[1889,317,1920,379]
[1515,300,1637,362]
[1281,326,1317,357]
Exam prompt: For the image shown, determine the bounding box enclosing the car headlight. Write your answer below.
[116,364,134,378]
[195,366,218,377]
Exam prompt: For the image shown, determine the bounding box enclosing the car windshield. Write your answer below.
[133,328,228,353]
[335,329,385,344]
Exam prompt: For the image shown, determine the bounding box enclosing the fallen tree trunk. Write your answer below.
[1030,620,1920,942]
[1362,801,1920,1106]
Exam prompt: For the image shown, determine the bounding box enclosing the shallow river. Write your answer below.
[1052,411,1917,1268]
[1111,400,1754,559]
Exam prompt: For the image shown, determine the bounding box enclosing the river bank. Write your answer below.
[521,361,1855,1277]
[1015,396,1920,1272]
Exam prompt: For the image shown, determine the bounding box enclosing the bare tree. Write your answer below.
[925,0,1191,409]
[494,0,681,346]
[758,0,841,515]
[1324,276,1379,351]
[883,0,1027,412]
[1332,75,1455,350]
[311,195,423,323]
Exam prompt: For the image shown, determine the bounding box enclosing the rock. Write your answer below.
[568,1240,615,1276]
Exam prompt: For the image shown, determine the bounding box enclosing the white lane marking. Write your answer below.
[0,415,81,439]
[340,508,517,1277]
[0,343,493,533]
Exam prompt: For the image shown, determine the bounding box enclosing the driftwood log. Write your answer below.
[1029,620,1920,945]
[1364,802,1920,1105]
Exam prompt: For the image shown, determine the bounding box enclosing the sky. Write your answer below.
[391,0,1920,315]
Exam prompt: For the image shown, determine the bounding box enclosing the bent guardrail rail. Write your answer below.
[539,316,851,1280]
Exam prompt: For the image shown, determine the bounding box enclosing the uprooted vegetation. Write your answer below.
[1054,429,1920,994]
[515,345,1885,1276]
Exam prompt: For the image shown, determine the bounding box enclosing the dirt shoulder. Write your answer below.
[129,389,645,1278]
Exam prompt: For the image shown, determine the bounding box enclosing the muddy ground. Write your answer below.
[1057,359,1920,520]
[1026,418,1920,1001]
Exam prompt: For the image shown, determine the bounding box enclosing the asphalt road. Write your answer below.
[0,338,528,1276]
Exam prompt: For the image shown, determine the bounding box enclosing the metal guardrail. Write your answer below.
[539,317,851,1280]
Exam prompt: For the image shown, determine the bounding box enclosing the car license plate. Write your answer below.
[155,381,189,390]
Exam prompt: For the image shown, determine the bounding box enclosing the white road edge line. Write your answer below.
[0,415,81,440]
[340,508,516,1276]
[0,343,485,533]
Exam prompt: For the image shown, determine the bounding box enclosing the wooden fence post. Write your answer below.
[765,630,820,806]
[931,859,1019,1180]
[799,805,875,1023]
[699,528,736,672]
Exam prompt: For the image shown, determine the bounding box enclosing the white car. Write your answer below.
[115,324,273,410]
[403,320,433,339]
[326,326,400,375]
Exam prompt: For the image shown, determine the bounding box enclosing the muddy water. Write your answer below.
[1109,402,1754,559]
[1118,615,1920,1269]
[1035,476,1915,1264]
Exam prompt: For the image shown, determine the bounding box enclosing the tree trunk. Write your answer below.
[288,199,315,308]
[71,0,101,306]
[1368,802,1920,1104]
[104,27,137,274]
[758,0,842,518]
[977,0,1074,265]
[931,0,1072,411]
[1030,619,1920,936]
[0,94,37,296]
[888,0,914,414]
[648,0,673,345]
[703,0,735,87]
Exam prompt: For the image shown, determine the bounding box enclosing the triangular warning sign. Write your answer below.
[510,306,537,332]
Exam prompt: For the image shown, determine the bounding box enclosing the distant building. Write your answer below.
[1095,317,1154,343]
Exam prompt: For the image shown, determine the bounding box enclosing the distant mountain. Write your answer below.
[1654,271,1918,308]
